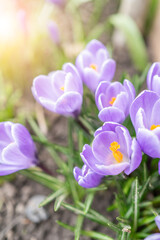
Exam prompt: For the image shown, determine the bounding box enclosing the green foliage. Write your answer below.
[109,14,148,71]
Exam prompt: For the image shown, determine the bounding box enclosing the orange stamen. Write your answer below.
[109,141,123,163]
[60,86,64,91]
[150,124,160,130]
[90,64,97,71]
[109,97,116,105]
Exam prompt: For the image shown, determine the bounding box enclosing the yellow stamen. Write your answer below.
[90,64,97,71]
[150,124,160,130]
[109,97,116,105]
[109,141,123,163]
[60,86,64,91]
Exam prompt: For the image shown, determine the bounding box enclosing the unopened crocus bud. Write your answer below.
[48,20,60,44]
[73,164,103,188]
[0,122,37,176]
[46,0,66,6]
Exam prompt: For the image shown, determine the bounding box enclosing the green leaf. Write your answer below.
[74,215,84,240]
[109,14,148,71]
[21,169,62,191]
[62,202,122,233]
[139,176,151,200]
[54,193,68,211]
[84,192,94,214]
[39,188,67,207]
[57,220,114,240]
[132,177,139,232]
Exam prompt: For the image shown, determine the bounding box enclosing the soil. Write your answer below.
[0,0,154,239]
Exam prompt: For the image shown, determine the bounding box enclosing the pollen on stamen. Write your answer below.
[150,124,160,130]
[60,86,64,91]
[90,64,97,71]
[109,97,116,105]
[109,141,123,163]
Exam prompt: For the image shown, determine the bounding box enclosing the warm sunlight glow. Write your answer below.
[0,14,17,42]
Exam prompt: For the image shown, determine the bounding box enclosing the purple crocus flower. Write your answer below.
[95,80,135,123]
[73,164,103,188]
[0,122,37,176]
[48,21,60,44]
[130,90,160,159]
[147,62,160,95]
[75,122,141,180]
[144,215,160,240]
[155,216,160,231]
[145,234,160,240]
[32,63,83,118]
[76,39,116,92]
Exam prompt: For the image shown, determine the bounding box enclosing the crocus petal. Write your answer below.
[95,122,121,137]
[155,216,160,230]
[92,131,117,164]
[83,68,99,92]
[37,97,56,112]
[32,75,56,102]
[98,107,125,123]
[123,79,135,104]
[73,165,102,188]
[86,39,107,54]
[12,124,36,158]
[76,50,93,71]
[55,92,82,117]
[0,122,12,144]
[114,91,129,115]
[130,90,159,128]
[137,128,160,158]
[2,143,35,167]
[150,98,160,126]
[96,48,109,67]
[147,62,160,90]
[144,233,160,240]
[151,75,160,95]
[63,63,83,94]
[95,81,110,110]
[124,138,142,175]
[100,59,116,82]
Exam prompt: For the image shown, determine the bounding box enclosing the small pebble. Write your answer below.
[25,195,49,223]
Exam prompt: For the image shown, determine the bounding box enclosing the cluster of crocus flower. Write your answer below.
[73,52,160,188]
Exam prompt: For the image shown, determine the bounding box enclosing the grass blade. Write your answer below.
[132,177,139,232]
[57,220,114,240]
[109,14,148,71]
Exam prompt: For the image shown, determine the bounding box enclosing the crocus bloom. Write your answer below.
[76,122,141,179]
[0,122,37,176]
[155,216,160,231]
[147,62,160,95]
[32,63,83,118]
[95,80,135,123]
[76,39,116,92]
[130,90,160,159]
[48,21,60,44]
[144,216,160,240]
[73,164,103,188]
